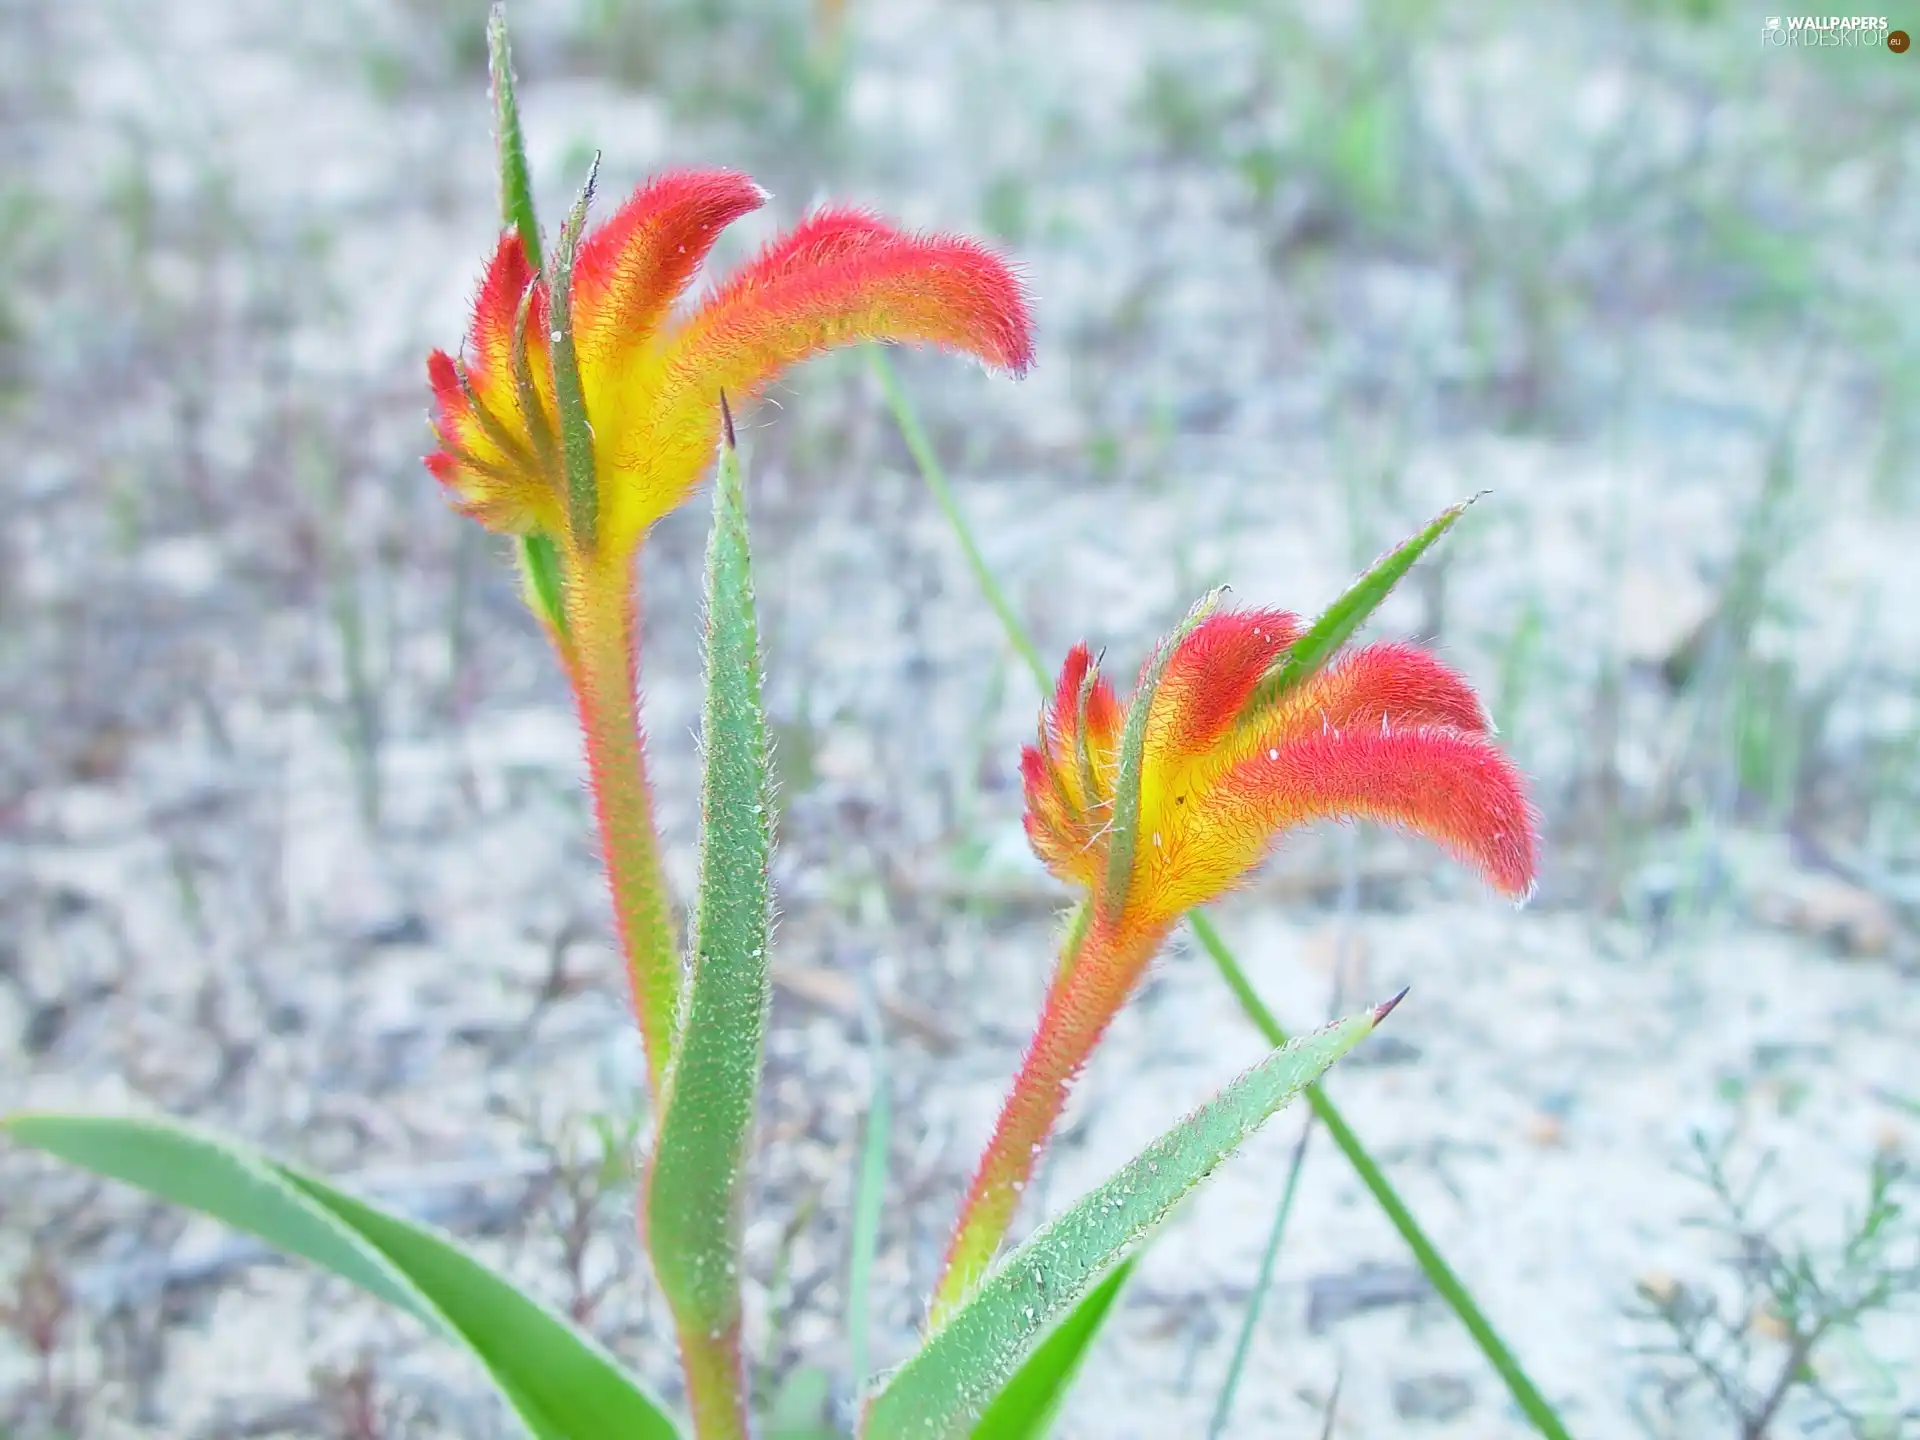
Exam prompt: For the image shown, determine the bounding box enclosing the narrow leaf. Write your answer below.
[547,155,601,549]
[2,1113,679,1440]
[971,1255,1135,1439]
[486,2,567,639]
[866,347,1046,687]
[1239,497,1479,719]
[862,1009,1385,1438]
[847,990,892,1394]
[519,532,568,639]
[488,1,542,269]
[1206,1112,1314,1437]
[765,1364,836,1438]
[644,404,772,1419]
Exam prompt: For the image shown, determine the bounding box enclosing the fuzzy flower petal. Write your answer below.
[1145,608,1301,766]
[1026,602,1538,930]
[1260,640,1492,740]
[424,177,1034,563]
[592,210,1033,546]
[573,170,766,355]
[1021,642,1123,890]
[466,230,551,408]
[1141,726,1537,919]
[670,206,1036,386]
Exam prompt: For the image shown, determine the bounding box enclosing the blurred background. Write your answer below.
[3,0,1918,1435]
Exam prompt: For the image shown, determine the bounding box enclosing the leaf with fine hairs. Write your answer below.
[863,1004,1393,1438]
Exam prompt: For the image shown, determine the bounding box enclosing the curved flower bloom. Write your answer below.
[425,169,1033,565]
[1025,611,1534,928]
[933,602,1537,1318]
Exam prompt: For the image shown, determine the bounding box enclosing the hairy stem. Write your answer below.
[931,914,1168,1324]
[563,556,680,1101]
[678,1318,749,1440]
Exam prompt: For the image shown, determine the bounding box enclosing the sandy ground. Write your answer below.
[3,1,1918,1436]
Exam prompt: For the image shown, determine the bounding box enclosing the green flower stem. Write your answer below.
[564,559,680,1102]
[676,1321,748,1440]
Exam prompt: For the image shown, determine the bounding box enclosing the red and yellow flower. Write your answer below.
[426,168,1031,567]
[934,602,1537,1317]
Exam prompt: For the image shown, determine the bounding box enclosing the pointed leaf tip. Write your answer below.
[719,389,736,450]
[548,152,604,549]
[486,2,542,273]
[1371,986,1410,1025]
[1239,498,1481,721]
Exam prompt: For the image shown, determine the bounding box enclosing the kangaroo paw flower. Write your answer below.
[425,173,1033,569]
[1027,606,1537,927]
[936,599,1537,1319]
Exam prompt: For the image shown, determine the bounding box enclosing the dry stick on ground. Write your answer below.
[0,1246,79,1434]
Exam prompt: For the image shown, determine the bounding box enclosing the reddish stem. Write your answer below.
[929,911,1170,1324]
[563,556,681,1102]
[567,557,753,1432]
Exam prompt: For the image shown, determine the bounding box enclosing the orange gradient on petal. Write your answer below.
[424,176,1033,561]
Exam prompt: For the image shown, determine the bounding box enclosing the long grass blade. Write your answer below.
[848,985,893,1397]
[1188,914,1572,1440]
[1205,1111,1314,1438]
[867,349,1045,686]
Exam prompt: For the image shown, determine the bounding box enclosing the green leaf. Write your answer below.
[519,531,568,636]
[547,155,601,550]
[1238,497,1479,720]
[765,1364,837,1438]
[847,991,892,1394]
[2,1112,679,1440]
[486,2,568,639]
[644,404,773,1377]
[971,1255,1135,1439]
[488,2,542,270]
[862,1008,1387,1439]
